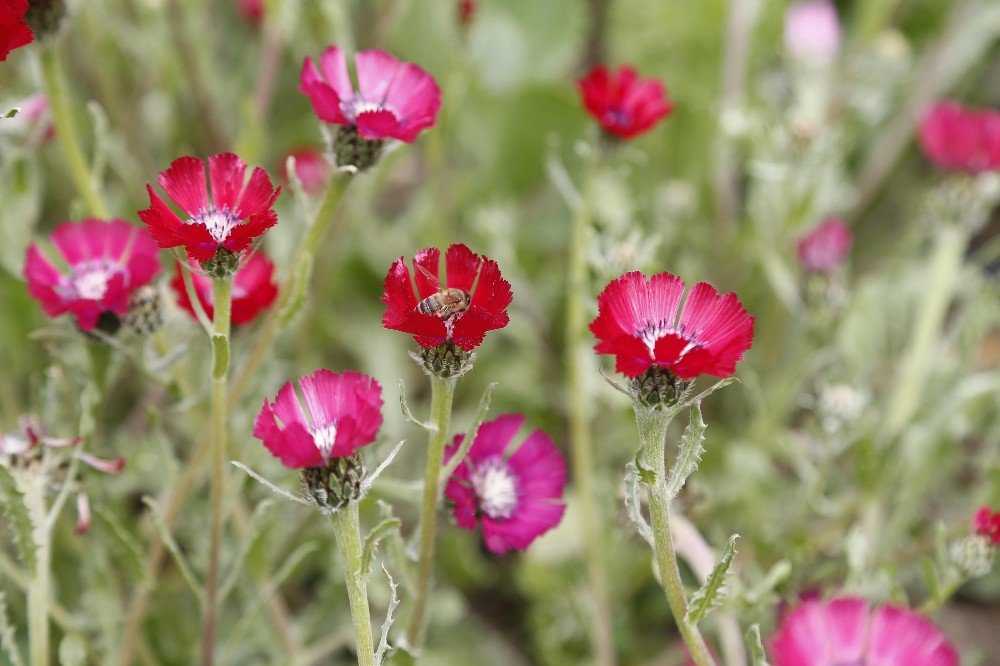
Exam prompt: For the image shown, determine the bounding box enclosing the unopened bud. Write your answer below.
[300,453,367,513]
[414,342,475,379]
[950,535,995,579]
[124,285,163,335]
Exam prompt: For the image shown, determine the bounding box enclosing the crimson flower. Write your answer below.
[282,147,331,196]
[381,244,512,351]
[797,218,852,273]
[0,0,33,62]
[590,271,754,379]
[578,65,673,140]
[253,370,383,469]
[444,414,567,554]
[299,46,441,143]
[24,219,161,332]
[770,596,958,666]
[170,251,278,326]
[138,153,280,263]
[973,506,1000,545]
[919,101,1000,173]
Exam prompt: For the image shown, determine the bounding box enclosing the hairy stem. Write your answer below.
[38,46,109,219]
[201,276,233,665]
[404,374,456,651]
[25,471,50,666]
[330,504,376,666]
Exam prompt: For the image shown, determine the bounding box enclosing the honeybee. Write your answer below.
[414,264,472,318]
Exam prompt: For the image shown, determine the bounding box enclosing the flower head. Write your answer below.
[235,0,263,24]
[170,251,278,326]
[770,596,958,666]
[973,506,1000,545]
[138,153,280,265]
[783,1,841,65]
[0,0,34,61]
[797,217,852,273]
[578,65,673,140]
[919,101,1000,174]
[24,219,161,333]
[381,243,512,352]
[299,46,441,144]
[282,147,331,196]
[253,370,383,469]
[590,271,754,379]
[444,414,567,554]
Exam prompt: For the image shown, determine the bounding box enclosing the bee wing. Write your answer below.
[414,262,443,291]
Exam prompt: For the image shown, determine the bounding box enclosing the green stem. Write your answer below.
[565,154,616,665]
[330,504,376,666]
[201,276,232,666]
[637,407,715,666]
[38,46,110,219]
[883,225,967,439]
[25,469,51,666]
[403,374,456,651]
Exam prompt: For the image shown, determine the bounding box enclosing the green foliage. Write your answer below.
[0,465,36,575]
[686,534,739,626]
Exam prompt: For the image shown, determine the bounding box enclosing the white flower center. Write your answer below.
[64,261,119,301]
[340,97,392,123]
[190,208,240,244]
[471,458,519,520]
[312,423,338,459]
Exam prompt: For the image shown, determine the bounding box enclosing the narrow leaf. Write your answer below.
[0,592,24,666]
[231,461,311,507]
[397,379,435,432]
[141,496,203,604]
[746,624,771,666]
[623,462,653,547]
[0,466,36,574]
[665,403,706,498]
[686,534,739,626]
[278,255,313,328]
[375,565,400,665]
[439,382,496,490]
[361,516,402,576]
[94,505,146,583]
[220,499,274,602]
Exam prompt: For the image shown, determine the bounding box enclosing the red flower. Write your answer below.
[170,251,278,326]
[381,244,512,351]
[0,0,33,62]
[797,217,852,273]
[281,147,331,196]
[973,506,1000,545]
[919,101,1000,173]
[253,370,383,469]
[299,46,442,143]
[590,271,754,379]
[444,414,567,554]
[138,153,280,263]
[24,219,161,331]
[578,65,674,140]
[770,596,958,666]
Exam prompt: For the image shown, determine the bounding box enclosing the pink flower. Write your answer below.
[24,219,161,332]
[919,101,1000,173]
[170,251,278,326]
[253,370,383,469]
[281,147,331,196]
[0,0,33,62]
[590,271,755,379]
[783,1,841,65]
[444,414,567,554]
[138,153,280,263]
[797,218,852,273]
[9,93,54,143]
[973,506,1000,545]
[381,243,512,352]
[578,65,673,140]
[770,596,959,666]
[235,0,263,25]
[299,46,442,143]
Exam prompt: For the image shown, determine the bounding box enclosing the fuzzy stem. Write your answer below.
[201,276,233,666]
[566,155,617,665]
[637,407,715,666]
[24,470,51,666]
[404,374,456,651]
[38,46,110,219]
[330,504,376,666]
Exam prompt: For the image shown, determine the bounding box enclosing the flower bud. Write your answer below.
[415,342,475,379]
[627,367,692,409]
[950,535,995,578]
[200,247,241,280]
[299,453,367,513]
[124,285,163,335]
[332,125,385,171]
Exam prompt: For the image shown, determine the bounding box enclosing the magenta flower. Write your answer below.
[973,506,1000,545]
[797,218,852,273]
[282,147,331,196]
[299,46,441,143]
[381,243,512,352]
[24,219,161,332]
[578,65,673,140]
[783,1,841,65]
[770,596,959,666]
[919,101,1000,173]
[444,414,567,554]
[253,370,383,469]
[170,251,278,326]
[590,271,755,379]
[138,153,280,264]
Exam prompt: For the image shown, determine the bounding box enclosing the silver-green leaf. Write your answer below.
[686,534,739,626]
[746,624,771,666]
[0,466,36,575]
[665,403,707,499]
